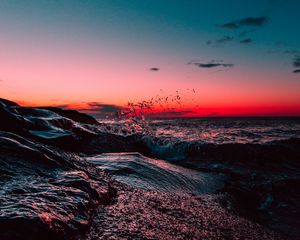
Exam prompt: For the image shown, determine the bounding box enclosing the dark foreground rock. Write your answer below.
[0,131,115,240]
[38,107,100,125]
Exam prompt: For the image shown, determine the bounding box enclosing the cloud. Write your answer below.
[220,16,268,29]
[215,36,233,44]
[149,67,160,71]
[41,102,126,118]
[148,110,195,118]
[76,102,126,118]
[87,102,125,113]
[240,38,253,44]
[51,104,70,109]
[206,40,212,45]
[189,60,234,69]
[293,56,300,68]
[199,63,234,68]
[206,36,233,46]
[292,56,300,73]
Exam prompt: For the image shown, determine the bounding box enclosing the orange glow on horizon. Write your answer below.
[11,99,300,118]
[1,49,300,118]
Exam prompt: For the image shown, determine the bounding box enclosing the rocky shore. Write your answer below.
[0,98,294,239]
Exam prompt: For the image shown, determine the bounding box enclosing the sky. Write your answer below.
[0,0,300,117]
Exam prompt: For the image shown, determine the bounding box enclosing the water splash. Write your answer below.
[96,89,198,136]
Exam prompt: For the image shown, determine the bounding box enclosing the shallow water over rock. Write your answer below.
[87,152,225,194]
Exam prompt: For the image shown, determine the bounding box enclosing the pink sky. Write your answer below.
[1,25,300,117]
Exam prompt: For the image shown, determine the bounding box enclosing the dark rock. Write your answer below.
[0,131,114,239]
[0,98,19,106]
[39,107,99,125]
[0,99,98,150]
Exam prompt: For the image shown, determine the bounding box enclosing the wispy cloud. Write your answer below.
[215,36,233,44]
[40,101,126,118]
[292,56,300,74]
[207,18,262,47]
[149,67,160,71]
[240,38,253,44]
[206,40,212,45]
[50,104,70,109]
[87,102,125,113]
[69,102,126,118]
[189,60,234,69]
[220,16,268,29]
[148,110,195,118]
[206,36,233,46]
[293,56,300,68]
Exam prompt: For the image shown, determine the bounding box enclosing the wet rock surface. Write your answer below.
[38,107,100,125]
[0,131,114,240]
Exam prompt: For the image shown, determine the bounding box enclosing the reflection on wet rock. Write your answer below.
[0,131,114,239]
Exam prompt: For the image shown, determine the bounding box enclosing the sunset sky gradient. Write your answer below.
[1,0,300,117]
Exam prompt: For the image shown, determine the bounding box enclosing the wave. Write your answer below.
[142,134,300,165]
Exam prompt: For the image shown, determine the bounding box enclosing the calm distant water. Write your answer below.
[150,117,300,144]
[98,117,300,144]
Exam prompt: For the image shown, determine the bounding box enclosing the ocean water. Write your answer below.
[150,117,300,144]
[96,117,300,161]
[99,117,300,144]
